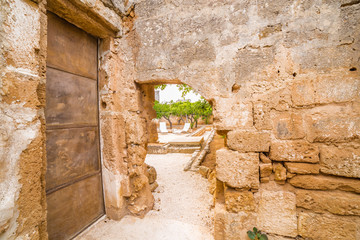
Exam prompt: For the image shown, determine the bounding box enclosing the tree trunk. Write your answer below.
[163,116,172,129]
[189,114,194,128]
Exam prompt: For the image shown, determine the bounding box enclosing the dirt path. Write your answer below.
[79,153,214,240]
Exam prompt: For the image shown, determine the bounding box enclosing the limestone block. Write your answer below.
[214,203,256,240]
[291,80,315,107]
[213,98,253,130]
[102,167,129,219]
[253,101,272,130]
[269,141,319,163]
[272,112,304,140]
[125,115,147,144]
[260,153,272,163]
[313,76,360,105]
[296,189,360,216]
[100,115,127,171]
[305,105,360,143]
[273,163,286,182]
[128,145,147,166]
[298,212,357,240]
[289,175,360,193]
[291,76,359,107]
[216,149,259,189]
[320,145,360,178]
[227,130,270,152]
[284,162,319,174]
[256,190,297,237]
[224,188,255,213]
[260,163,272,178]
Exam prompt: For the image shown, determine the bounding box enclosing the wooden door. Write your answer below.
[45,12,104,239]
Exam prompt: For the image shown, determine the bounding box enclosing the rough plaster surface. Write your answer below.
[0,103,40,238]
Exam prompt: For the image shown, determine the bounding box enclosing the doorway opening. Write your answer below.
[142,83,222,239]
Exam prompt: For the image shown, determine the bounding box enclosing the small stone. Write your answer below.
[286,172,296,179]
[260,153,272,163]
[260,177,270,183]
[273,163,286,181]
[260,163,272,177]
[149,181,159,192]
[147,165,157,184]
[198,166,210,178]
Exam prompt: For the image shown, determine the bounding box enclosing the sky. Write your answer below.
[157,84,201,103]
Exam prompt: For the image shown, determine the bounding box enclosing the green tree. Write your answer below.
[153,86,213,130]
[153,100,174,129]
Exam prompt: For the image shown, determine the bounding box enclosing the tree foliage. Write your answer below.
[153,100,174,129]
[153,99,212,129]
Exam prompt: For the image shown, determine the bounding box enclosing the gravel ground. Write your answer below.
[78,153,214,240]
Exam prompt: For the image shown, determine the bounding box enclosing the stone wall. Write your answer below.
[0,0,47,238]
[132,0,360,239]
[0,0,154,238]
[0,0,359,239]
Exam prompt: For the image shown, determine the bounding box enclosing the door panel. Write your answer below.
[46,12,104,240]
[46,174,104,240]
[47,12,97,80]
[46,68,98,127]
[45,127,100,191]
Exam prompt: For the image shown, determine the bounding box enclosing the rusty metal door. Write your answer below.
[45,12,104,240]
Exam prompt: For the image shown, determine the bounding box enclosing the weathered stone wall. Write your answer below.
[0,0,154,238]
[132,0,360,239]
[0,0,47,238]
[98,36,154,220]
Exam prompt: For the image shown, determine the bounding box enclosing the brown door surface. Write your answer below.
[45,12,104,240]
